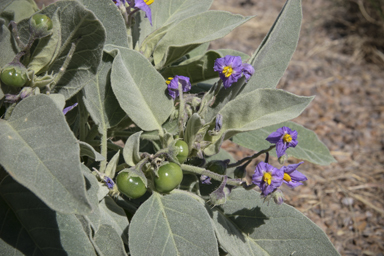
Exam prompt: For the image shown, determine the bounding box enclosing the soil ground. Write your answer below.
[33,0,384,255]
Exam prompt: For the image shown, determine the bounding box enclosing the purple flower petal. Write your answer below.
[167,75,191,99]
[252,162,283,196]
[63,103,78,115]
[242,63,254,81]
[266,126,298,158]
[135,0,152,25]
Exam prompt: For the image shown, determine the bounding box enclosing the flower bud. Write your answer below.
[278,154,288,165]
[30,14,53,38]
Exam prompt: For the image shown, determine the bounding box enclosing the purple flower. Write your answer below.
[200,175,211,185]
[266,126,298,158]
[242,63,255,81]
[63,103,78,115]
[134,0,153,25]
[281,162,307,188]
[104,176,115,189]
[252,162,284,196]
[166,75,191,99]
[113,0,126,7]
[214,55,243,88]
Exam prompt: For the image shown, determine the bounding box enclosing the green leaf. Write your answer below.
[17,0,106,99]
[123,131,143,167]
[78,0,129,48]
[153,11,253,69]
[161,49,249,85]
[184,113,205,153]
[27,9,61,74]
[79,141,105,162]
[0,18,16,68]
[238,0,302,95]
[94,224,128,256]
[0,0,38,24]
[83,53,126,134]
[204,89,314,155]
[133,0,213,48]
[211,188,340,256]
[0,176,97,256]
[99,196,129,244]
[105,45,174,132]
[104,150,120,178]
[0,94,93,215]
[233,121,336,165]
[81,165,101,232]
[129,192,219,256]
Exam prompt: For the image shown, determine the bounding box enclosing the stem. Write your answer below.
[99,131,108,173]
[181,164,242,187]
[9,21,26,50]
[227,145,275,168]
[178,82,185,138]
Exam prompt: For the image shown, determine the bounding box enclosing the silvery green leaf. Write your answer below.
[83,53,126,134]
[17,0,105,99]
[104,150,120,178]
[133,0,213,48]
[0,94,93,215]
[123,131,143,167]
[79,141,105,162]
[0,0,38,24]
[0,176,97,256]
[47,93,65,111]
[82,165,101,232]
[238,0,302,95]
[204,89,314,155]
[161,49,249,85]
[98,182,110,202]
[211,188,340,256]
[184,113,205,152]
[184,42,210,59]
[78,0,129,48]
[129,192,219,256]
[94,224,128,256]
[233,121,336,165]
[27,9,61,74]
[0,18,16,68]
[99,196,129,244]
[105,45,174,132]
[153,11,253,69]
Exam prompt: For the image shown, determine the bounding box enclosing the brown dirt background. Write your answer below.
[34,0,384,255]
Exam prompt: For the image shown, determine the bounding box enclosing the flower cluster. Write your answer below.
[113,0,153,25]
[213,55,255,88]
[252,161,307,197]
[166,75,191,99]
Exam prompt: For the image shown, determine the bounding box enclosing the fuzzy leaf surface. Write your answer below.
[153,11,253,69]
[129,191,219,256]
[0,94,92,214]
[105,45,173,132]
[211,188,340,256]
[0,176,96,256]
[238,0,302,95]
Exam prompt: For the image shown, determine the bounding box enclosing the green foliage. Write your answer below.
[0,0,339,255]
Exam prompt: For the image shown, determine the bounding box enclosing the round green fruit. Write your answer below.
[155,163,183,193]
[175,140,189,163]
[116,172,146,199]
[0,64,28,87]
[30,14,53,30]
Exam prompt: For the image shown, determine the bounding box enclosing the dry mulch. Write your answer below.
[32,0,384,255]
[211,1,384,255]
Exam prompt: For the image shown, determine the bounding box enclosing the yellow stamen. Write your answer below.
[283,173,291,182]
[263,172,272,185]
[283,133,292,143]
[144,0,154,5]
[166,77,173,85]
[222,66,233,78]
